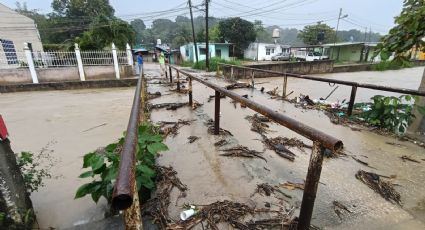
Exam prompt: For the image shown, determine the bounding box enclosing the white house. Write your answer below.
[244,43,290,61]
[180,42,232,62]
[0,3,43,67]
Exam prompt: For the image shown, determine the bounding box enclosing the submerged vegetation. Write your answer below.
[192,57,241,71]
[75,123,168,204]
[371,60,414,71]
[355,95,425,134]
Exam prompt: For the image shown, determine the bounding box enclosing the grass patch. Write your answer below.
[371,60,414,71]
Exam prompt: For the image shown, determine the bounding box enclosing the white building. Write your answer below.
[0,3,43,66]
[244,43,290,61]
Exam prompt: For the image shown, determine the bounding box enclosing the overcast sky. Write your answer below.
[1,0,403,34]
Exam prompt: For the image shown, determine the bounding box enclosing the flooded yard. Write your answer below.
[0,64,424,229]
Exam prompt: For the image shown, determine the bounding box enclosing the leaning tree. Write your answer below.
[375,0,425,135]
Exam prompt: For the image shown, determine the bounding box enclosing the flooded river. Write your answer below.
[0,65,424,229]
[240,67,424,103]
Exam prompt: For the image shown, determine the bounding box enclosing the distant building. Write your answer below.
[0,3,43,53]
[180,43,232,62]
[321,42,378,63]
[244,42,291,61]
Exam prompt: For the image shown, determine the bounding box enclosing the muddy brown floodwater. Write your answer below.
[0,64,424,229]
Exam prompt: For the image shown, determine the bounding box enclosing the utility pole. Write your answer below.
[332,8,348,60]
[368,27,372,43]
[205,0,210,71]
[363,27,367,43]
[188,0,199,63]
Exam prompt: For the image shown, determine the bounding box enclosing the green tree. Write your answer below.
[298,23,336,45]
[375,0,425,134]
[77,16,135,50]
[217,17,256,58]
[254,20,273,43]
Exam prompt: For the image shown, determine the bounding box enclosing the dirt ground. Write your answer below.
[0,63,424,229]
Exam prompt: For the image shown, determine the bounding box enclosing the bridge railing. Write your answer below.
[167,64,343,230]
[217,63,425,116]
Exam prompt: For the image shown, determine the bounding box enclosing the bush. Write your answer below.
[192,58,241,71]
[75,123,168,204]
[355,95,425,134]
[371,60,414,71]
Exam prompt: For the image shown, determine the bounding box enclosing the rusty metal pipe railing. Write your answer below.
[218,63,425,96]
[112,75,143,210]
[218,63,425,117]
[168,64,342,229]
[169,65,342,151]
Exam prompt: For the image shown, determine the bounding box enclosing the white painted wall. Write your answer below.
[244,43,290,61]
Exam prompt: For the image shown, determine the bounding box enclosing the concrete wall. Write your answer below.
[223,60,334,79]
[0,65,134,85]
[0,3,43,52]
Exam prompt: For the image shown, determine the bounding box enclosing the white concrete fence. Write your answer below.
[0,43,134,83]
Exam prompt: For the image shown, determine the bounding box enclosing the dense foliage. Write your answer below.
[375,0,425,60]
[356,95,425,134]
[216,18,256,58]
[298,23,336,45]
[75,124,168,203]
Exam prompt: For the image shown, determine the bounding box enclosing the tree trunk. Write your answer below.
[408,67,425,140]
[0,139,34,229]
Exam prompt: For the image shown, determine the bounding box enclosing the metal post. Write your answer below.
[169,65,173,83]
[347,86,357,116]
[251,71,255,87]
[112,43,120,79]
[177,71,180,91]
[74,43,86,81]
[231,67,234,80]
[298,141,325,230]
[165,69,168,79]
[282,75,288,98]
[214,90,220,135]
[24,43,38,84]
[188,77,193,106]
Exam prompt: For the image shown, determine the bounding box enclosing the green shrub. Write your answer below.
[355,95,425,134]
[371,60,414,71]
[192,58,241,71]
[75,123,168,203]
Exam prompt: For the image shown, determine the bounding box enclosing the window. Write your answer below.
[266,48,271,55]
[271,48,275,54]
[0,39,18,64]
[185,49,189,57]
[215,49,221,58]
[199,48,206,55]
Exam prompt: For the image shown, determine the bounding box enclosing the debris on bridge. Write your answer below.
[147,91,162,100]
[280,181,305,191]
[220,145,266,162]
[157,119,195,138]
[246,114,272,134]
[355,170,402,205]
[332,201,352,219]
[400,155,420,163]
[224,82,251,90]
[147,102,189,111]
[187,136,200,143]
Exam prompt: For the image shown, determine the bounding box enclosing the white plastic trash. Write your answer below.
[180,209,195,221]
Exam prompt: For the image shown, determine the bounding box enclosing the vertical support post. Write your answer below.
[75,43,85,81]
[282,75,288,98]
[169,65,173,83]
[24,43,38,84]
[214,90,220,135]
[112,43,120,79]
[188,77,193,106]
[176,70,180,91]
[347,86,357,116]
[230,66,234,80]
[126,43,133,67]
[298,141,325,230]
[216,64,220,77]
[251,70,255,87]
